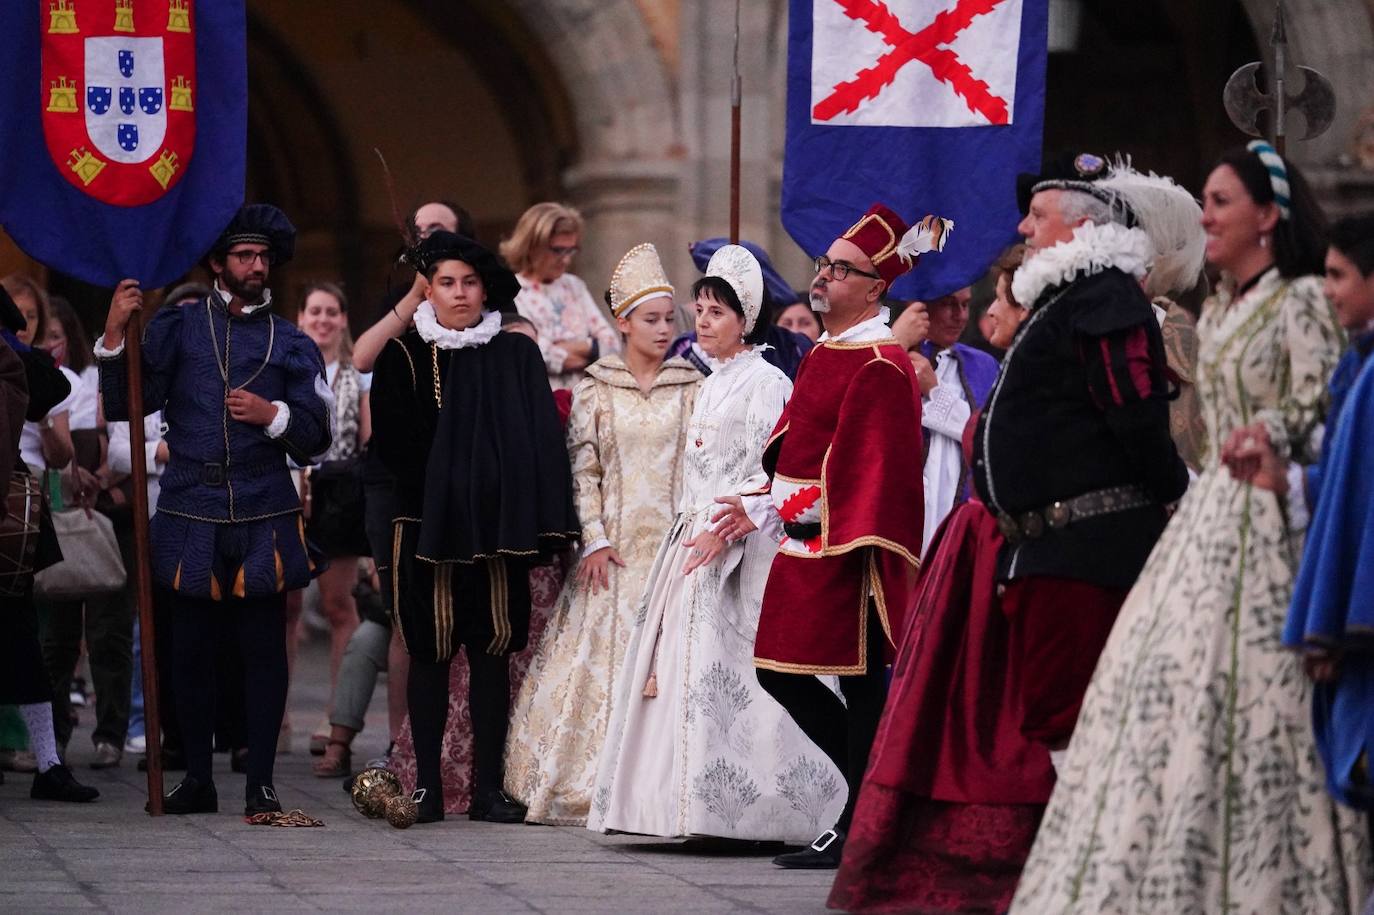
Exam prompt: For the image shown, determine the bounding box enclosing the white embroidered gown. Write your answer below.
[587,349,845,841]
[504,355,700,825]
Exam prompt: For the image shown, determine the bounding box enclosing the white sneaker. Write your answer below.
[124,734,147,754]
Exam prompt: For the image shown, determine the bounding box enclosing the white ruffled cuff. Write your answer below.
[581,537,612,558]
[740,492,783,544]
[265,401,290,438]
[923,384,970,441]
[93,334,125,358]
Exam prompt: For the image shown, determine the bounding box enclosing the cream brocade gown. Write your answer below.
[587,349,846,841]
[504,355,700,825]
[1011,269,1372,914]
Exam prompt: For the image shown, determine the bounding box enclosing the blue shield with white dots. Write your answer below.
[118,49,134,78]
[138,87,162,116]
[86,86,111,115]
[117,123,139,152]
[118,86,134,115]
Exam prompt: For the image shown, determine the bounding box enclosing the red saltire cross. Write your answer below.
[813,0,1012,125]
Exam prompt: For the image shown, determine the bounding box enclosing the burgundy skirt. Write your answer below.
[829,500,1053,913]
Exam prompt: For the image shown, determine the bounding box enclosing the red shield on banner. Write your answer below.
[40,0,196,207]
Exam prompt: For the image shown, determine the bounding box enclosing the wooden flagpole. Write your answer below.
[125,307,163,816]
[729,0,742,244]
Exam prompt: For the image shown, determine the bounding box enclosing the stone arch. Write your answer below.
[501,0,686,291]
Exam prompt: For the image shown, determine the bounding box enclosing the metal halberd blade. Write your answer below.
[1224,61,1336,141]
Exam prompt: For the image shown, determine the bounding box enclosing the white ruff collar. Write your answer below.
[413,303,501,350]
[1011,222,1152,308]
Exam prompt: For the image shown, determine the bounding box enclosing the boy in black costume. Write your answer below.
[371,231,578,823]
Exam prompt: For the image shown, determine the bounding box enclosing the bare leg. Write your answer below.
[316,559,361,717]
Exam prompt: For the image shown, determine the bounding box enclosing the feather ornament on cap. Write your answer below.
[608,243,674,319]
[705,244,765,333]
[1096,160,1206,299]
[896,216,955,266]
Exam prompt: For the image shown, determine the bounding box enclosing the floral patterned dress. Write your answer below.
[587,349,845,841]
[515,273,621,391]
[1010,268,1371,914]
[504,355,700,825]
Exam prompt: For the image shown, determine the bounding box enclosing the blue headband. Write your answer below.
[1246,141,1292,221]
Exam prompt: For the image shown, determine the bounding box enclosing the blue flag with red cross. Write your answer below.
[782,0,1048,300]
[0,0,246,288]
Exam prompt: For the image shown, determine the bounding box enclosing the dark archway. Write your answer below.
[1044,0,1262,193]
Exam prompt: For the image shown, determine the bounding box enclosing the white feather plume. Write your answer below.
[896,216,955,265]
[1097,161,1205,299]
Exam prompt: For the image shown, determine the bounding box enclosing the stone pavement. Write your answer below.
[0,634,835,913]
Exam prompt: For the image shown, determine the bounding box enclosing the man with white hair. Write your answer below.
[972,153,1190,767]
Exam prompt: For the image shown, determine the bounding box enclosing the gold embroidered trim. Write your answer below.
[434,561,454,661]
[486,557,511,655]
[773,472,821,486]
[841,213,898,264]
[393,338,417,390]
[820,336,902,351]
[753,656,868,676]
[391,519,409,653]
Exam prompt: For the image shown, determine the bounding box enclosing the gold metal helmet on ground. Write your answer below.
[350,767,401,818]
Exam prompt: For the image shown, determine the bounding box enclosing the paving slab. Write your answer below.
[0,634,834,914]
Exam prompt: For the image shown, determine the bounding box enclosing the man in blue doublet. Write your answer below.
[97,204,331,816]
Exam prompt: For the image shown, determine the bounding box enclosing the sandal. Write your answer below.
[308,721,330,756]
[311,740,351,778]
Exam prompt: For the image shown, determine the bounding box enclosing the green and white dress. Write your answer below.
[1011,268,1371,914]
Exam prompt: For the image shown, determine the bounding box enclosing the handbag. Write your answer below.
[0,471,43,595]
[33,504,127,599]
[307,456,370,557]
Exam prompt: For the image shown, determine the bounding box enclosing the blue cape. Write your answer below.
[1285,345,1374,807]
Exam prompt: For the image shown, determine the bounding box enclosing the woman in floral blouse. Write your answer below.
[501,202,621,390]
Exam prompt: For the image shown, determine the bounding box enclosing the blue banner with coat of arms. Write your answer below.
[782,0,1048,300]
[0,0,246,288]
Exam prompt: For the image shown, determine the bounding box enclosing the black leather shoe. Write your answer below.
[244,785,282,816]
[414,787,444,824]
[469,789,526,823]
[155,776,217,814]
[31,764,99,803]
[773,829,844,869]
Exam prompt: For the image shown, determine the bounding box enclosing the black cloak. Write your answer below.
[371,327,578,564]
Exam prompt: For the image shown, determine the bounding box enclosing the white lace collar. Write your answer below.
[1011,222,1152,308]
[413,303,501,350]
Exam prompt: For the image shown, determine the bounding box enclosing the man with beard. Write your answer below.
[97,204,332,817]
[714,203,950,869]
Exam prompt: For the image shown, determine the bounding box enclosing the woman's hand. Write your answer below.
[575,546,626,594]
[1223,423,1288,493]
[681,529,726,575]
[710,496,758,544]
[226,388,279,427]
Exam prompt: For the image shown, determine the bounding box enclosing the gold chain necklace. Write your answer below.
[430,343,442,409]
